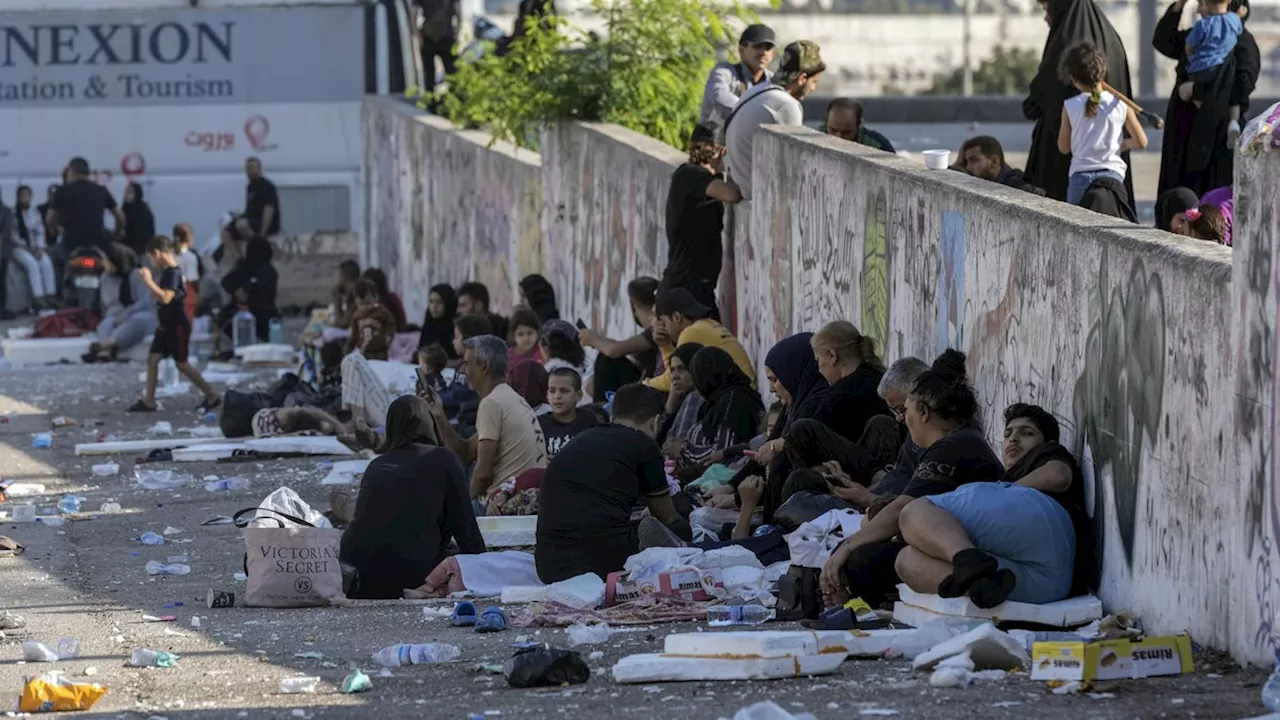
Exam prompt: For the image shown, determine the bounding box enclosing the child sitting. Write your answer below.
[1181,205,1228,244]
[417,342,450,395]
[1057,42,1149,206]
[508,307,545,368]
[538,367,598,457]
[1178,0,1245,139]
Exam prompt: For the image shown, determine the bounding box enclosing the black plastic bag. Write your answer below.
[504,644,589,688]
[219,389,273,439]
[772,491,851,533]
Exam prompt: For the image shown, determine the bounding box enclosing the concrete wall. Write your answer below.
[269,232,357,310]
[362,96,542,323]
[361,95,1280,664]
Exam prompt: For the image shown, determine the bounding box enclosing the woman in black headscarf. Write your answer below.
[519,274,560,324]
[680,346,764,468]
[1154,0,1259,197]
[1023,0,1135,202]
[1154,187,1200,232]
[418,283,459,359]
[340,396,486,599]
[121,182,155,256]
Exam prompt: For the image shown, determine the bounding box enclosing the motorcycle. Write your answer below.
[63,246,106,315]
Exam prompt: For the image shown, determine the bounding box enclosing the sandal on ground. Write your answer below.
[474,606,508,633]
[196,397,223,415]
[126,399,158,413]
[450,601,478,627]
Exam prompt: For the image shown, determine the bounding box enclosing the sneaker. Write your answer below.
[638,516,686,550]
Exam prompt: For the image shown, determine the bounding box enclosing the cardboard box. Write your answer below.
[604,567,724,605]
[1030,634,1193,681]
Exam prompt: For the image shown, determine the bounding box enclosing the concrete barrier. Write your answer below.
[361,94,1280,664]
[362,96,543,324]
[269,232,357,310]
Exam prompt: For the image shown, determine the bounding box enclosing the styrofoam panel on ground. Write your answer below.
[894,585,1102,628]
[75,436,227,456]
[612,652,845,683]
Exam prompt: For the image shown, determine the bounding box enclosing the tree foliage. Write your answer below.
[428,0,754,150]
[925,45,1040,95]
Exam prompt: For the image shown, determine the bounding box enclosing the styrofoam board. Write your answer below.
[75,436,227,456]
[895,585,1102,627]
[4,337,92,366]
[320,459,373,485]
[171,436,355,462]
[663,630,853,658]
[612,652,845,683]
[481,530,536,547]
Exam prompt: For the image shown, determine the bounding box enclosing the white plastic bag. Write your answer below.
[786,508,863,569]
[250,487,331,528]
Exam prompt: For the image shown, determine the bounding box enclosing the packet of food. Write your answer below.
[18,672,108,713]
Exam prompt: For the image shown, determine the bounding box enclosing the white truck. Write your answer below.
[0,0,421,244]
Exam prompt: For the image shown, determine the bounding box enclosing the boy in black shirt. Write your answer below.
[128,235,222,414]
[538,367,598,457]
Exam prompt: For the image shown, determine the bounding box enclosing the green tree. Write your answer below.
[427,0,754,151]
[924,45,1040,95]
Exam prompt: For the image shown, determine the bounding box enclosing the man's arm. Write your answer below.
[1015,459,1072,494]
[704,64,741,124]
[136,267,175,304]
[581,329,653,359]
[261,205,276,235]
[707,179,742,204]
[427,392,477,464]
[470,439,499,498]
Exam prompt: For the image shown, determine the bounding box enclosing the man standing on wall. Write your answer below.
[823,98,896,153]
[416,0,461,95]
[234,157,281,241]
[698,24,776,131]
[660,124,742,322]
[724,41,825,201]
[46,158,125,252]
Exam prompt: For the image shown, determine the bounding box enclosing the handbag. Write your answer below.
[233,506,345,608]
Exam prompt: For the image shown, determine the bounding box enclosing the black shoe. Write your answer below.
[638,516,686,550]
[126,399,158,413]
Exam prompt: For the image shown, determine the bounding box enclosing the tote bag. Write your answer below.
[234,507,345,607]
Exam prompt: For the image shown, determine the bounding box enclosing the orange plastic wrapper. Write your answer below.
[18,672,107,713]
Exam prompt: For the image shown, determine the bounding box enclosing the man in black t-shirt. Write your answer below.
[234,157,281,240]
[660,124,742,322]
[47,157,125,251]
[535,384,687,583]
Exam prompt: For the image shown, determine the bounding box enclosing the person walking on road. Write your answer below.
[698,24,776,131]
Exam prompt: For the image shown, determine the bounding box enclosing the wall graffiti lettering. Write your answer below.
[860,187,889,349]
[1072,251,1167,569]
[936,210,966,354]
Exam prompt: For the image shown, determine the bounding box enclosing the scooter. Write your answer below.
[63,246,105,315]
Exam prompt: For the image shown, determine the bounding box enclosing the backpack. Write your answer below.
[33,308,99,339]
[219,389,273,439]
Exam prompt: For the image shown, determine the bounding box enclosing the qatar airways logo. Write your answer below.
[1,22,235,67]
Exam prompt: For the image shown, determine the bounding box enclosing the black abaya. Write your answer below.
[1023,0,1136,202]
[1153,0,1260,197]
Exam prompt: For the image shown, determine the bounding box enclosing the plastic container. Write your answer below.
[1262,649,1280,711]
[3,482,45,497]
[203,477,250,492]
[11,504,37,522]
[134,469,193,490]
[371,643,461,667]
[268,318,284,345]
[145,561,191,576]
[706,604,775,626]
[56,496,81,514]
[232,309,257,349]
[922,149,951,170]
[98,502,122,514]
[278,676,320,694]
[160,358,179,388]
[91,463,119,477]
[32,433,52,448]
[565,623,612,647]
[129,648,179,667]
[138,532,166,546]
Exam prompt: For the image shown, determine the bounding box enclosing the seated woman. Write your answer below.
[344,293,397,361]
[580,277,663,400]
[332,260,362,330]
[820,349,1003,609]
[84,244,156,363]
[895,403,1093,608]
[339,396,486,599]
[417,283,459,362]
[339,295,400,426]
[362,267,407,332]
[657,342,705,454]
[541,319,591,404]
[519,273,560,324]
[679,346,764,469]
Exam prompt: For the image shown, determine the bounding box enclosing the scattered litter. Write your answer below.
[858,711,899,717]
[22,640,61,662]
[341,668,372,694]
[502,573,604,610]
[565,622,612,647]
[233,572,248,582]
[294,651,325,659]
[141,615,177,623]
[145,561,191,576]
[613,652,844,683]
[929,652,974,688]
[130,648,180,667]
[51,416,77,428]
[278,676,320,694]
[0,611,27,630]
[202,516,235,526]
[39,516,66,527]
[32,432,52,448]
[99,502,122,513]
[18,673,107,713]
[729,701,817,720]
[149,421,174,435]
[190,617,201,628]
[372,643,461,667]
[91,462,120,477]
[588,651,603,660]
[204,476,250,492]
[1,481,46,497]
[505,644,589,688]
[378,668,393,678]
[134,469,193,490]
[1050,680,1089,695]
[163,526,184,536]
[422,606,453,619]
[992,701,1023,708]
[56,495,82,514]
[56,638,80,659]
[83,666,98,676]
[912,623,1029,671]
[138,532,166,545]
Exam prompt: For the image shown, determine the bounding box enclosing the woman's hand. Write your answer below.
[739,475,764,508]
[756,438,783,465]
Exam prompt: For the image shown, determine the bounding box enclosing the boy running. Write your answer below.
[128,235,222,414]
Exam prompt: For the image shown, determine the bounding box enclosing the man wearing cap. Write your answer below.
[646,288,755,393]
[724,40,825,200]
[661,124,742,324]
[699,24,776,131]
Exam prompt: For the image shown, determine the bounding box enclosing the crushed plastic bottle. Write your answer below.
[138,532,166,545]
[134,469,193,490]
[56,495,82,514]
[1262,648,1280,711]
[2,482,45,497]
[371,643,461,667]
[564,622,612,647]
[706,604,775,627]
[32,433,52,448]
[21,641,60,662]
[129,648,180,667]
[99,502,122,513]
[91,463,120,477]
[145,561,191,576]
[203,477,250,492]
[278,676,320,694]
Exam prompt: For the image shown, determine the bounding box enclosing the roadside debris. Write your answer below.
[129,648,180,667]
[505,644,589,688]
[565,623,612,647]
[18,673,107,713]
[341,668,373,694]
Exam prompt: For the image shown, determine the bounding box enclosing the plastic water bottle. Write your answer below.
[130,648,179,667]
[56,495,82,514]
[145,561,191,576]
[138,531,166,545]
[1262,649,1280,711]
[371,643,461,667]
[278,676,320,694]
[160,358,179,387]
[232,309,257,349]
[706,605,775,627]
[203,477,250,492]
[268,318,284,345]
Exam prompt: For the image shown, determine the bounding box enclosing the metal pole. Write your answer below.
[962,0,974,96]
[1139,0,1157,97]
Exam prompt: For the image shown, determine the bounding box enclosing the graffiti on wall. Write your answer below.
[860,187,890,350]
[1072,251,1167,569]
[936,211,967,354]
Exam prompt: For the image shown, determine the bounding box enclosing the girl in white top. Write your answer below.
[1057,42,1148,206]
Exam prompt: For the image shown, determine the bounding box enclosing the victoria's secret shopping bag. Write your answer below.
[234,507,345,607]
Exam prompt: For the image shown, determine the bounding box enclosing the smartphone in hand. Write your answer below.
[575,318,588,330]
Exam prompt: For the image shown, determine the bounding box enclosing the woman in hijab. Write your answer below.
[1154,0,1259,197]
[1155,186,1200,233]
[680,346,764,468]
[508,361,551,415]
[658,342,707,451]
[84,243,156,363]
[363,267,407,332]
[340,396,486,599]
[1022,0,1135,202]
[121,182,156,256]
[519,274,560,324]
[418,284,459,359]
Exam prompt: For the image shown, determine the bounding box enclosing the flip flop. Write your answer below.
[197,397,223,415]
[474,606,508,633]
[450,600,478,627]
[126,399,158,413]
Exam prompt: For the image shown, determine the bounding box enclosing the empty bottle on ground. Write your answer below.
[372,643,461,667]
[706,604,775,626]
